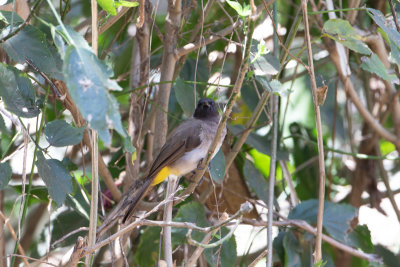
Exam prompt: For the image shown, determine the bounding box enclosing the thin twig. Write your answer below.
[301,0,326,263]
[81,186,181,257]
[279,160,299,206]
[8,254,57,267]
[248,249,268,267]
[174,20,242,59]
[389,0,400,32]
[186,202,252,249]
[0,211,30,266]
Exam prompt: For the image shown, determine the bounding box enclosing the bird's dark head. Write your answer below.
[193,98,219,119]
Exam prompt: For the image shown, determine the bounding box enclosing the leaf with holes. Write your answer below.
[44,120,85,147]
[63,45,123,144]
[36,152,73,207]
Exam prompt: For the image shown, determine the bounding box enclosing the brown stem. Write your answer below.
[301,0,326,263]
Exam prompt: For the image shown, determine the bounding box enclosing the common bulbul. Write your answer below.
[121,98,226,223]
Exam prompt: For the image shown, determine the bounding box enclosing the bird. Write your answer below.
[121,98,226,223]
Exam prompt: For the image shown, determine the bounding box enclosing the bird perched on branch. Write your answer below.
[97,98,226,236]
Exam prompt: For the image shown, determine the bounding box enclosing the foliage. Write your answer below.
[0,0,399,266]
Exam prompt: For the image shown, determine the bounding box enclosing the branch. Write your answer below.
[153,0,182,155]
[86,1,99,264]
[163,176,179,267]
[81,186,180,257]
[301,0,326,263]
[0,211,30,267]
[186,202,252,249]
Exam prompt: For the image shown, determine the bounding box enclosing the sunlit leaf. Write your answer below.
[97,0,117,15]
[226,0,250,17]
[323,19,371,55]
[36,152,73,207]
[0,63,40,118]
[63,45,124,144]
[115,0,139,8]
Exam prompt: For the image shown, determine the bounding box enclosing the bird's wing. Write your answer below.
[147,119,202,179]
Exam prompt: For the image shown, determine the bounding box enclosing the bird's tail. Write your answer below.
[121,178,153,223]
[96,177,153,238]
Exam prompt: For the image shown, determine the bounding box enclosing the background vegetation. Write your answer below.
[0,0,399,266]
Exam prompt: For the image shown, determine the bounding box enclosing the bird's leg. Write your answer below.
[197,158,204,170]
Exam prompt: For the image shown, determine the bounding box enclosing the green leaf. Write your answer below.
[360,53,398,83]
[204,227,237,267]
[288,199,357,243]
[115,0,139,8]
[63,45,123,144]
[174,77,195,117]
[0,113,10,136]
[367,8,400,49]
[250,50,281,75]
[172,202,209,244]
[347,225,374,253]
[0,11,24,28]
[283,231,302,267]
[134,227,161,267]
[226,0,250,17]
[257,77,290,96]
[0,161,12,190]
[374,245,400,267]
[1,25,63,80]
[323,19,371,55]
[209,148,225,183]
[44,120,85,147]
[0,63,40,118]
[36,151,73,207]
[97,0,117,16]
[243,159,269,204]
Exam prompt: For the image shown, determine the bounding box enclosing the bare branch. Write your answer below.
[301,0,326,263]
